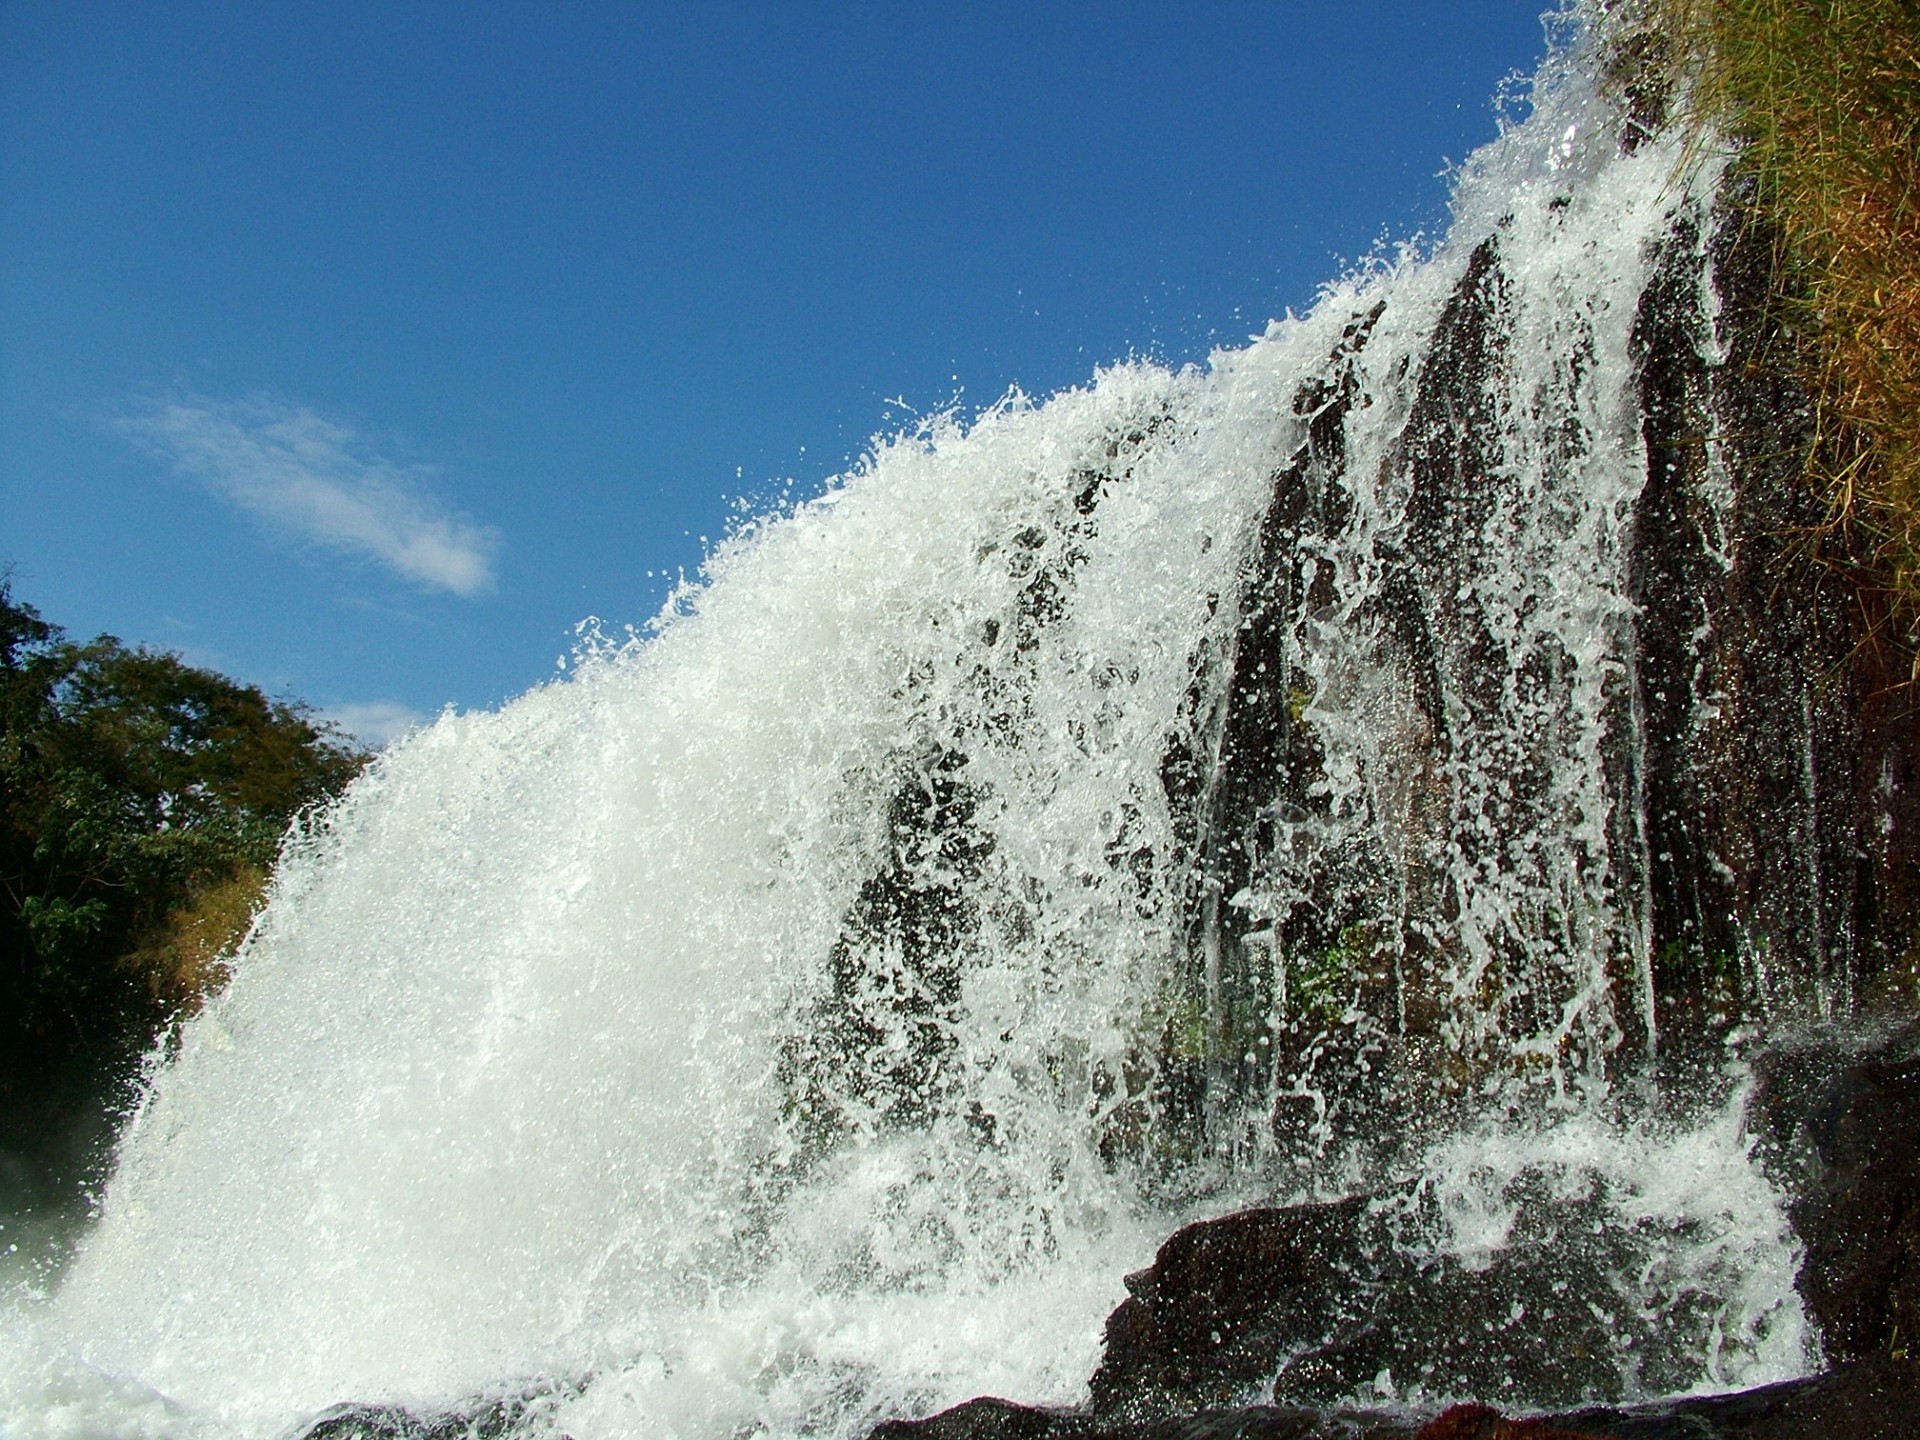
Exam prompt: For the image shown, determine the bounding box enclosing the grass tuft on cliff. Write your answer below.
[1633,0,1920,670]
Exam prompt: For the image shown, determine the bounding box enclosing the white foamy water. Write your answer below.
[1,10,1816,1438]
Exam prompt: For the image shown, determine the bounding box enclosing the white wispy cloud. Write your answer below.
[122,394,500,596]
[325,700,431,749]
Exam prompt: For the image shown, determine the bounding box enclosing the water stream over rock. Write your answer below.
[4,8,1914,1438]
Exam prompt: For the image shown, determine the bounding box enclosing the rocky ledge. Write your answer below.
[870,1024,1920,1440]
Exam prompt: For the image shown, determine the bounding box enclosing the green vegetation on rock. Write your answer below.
[1633,0,1920,666]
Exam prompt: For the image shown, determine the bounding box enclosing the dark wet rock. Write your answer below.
[1745,1021,1920,1367]
[874,1021,1920,1440]
[872,1397,1407,1440]
[870,1397,1073,1440]
[780,745,991,1154]
[1412,1404,1608,1440]
[1791,1061,1920,1365]
[875,1358,1920,1440]
[1133,132,1920,1181]
[294,1393,540,1440]
[1088,1164,1755,1420]
[1089,1197,1373,1417]
[1553,1354,1920,1438]
[1086,1024,1920,1417]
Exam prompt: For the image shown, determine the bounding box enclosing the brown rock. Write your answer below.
[1412,1405,1606,1440]
[1787,1050,1920,1364]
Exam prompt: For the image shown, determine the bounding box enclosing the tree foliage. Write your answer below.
[1,582,366,1112]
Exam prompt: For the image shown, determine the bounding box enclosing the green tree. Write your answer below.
[1,581,366,1184]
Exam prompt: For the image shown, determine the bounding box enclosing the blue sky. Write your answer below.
[2,2,1553,745]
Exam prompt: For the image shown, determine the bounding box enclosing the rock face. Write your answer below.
[1747,1022,1920,1366]
[791,59,1920,1197]
[1090,1201,1375,1417]
[1790,1054,1920,1365]
[1201,172,1916,1153]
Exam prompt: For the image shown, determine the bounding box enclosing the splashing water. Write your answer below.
[1,12,1824,1438]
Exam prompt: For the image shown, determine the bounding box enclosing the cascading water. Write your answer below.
[8,8,1885,1436]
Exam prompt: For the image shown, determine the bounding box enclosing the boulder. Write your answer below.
[1088,1166,1747,1418]
[1412,1405,1608,1439]
[870,1025,1920,1440]
[1747,1024,1920,1366]
[877,1358,1920,1440]
[1550,1354,1920,1438]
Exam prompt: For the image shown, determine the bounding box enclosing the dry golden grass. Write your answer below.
[123,862,268,1016]
[1635,0,1920,671]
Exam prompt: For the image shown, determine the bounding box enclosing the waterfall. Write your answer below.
[7,9,1885,1437]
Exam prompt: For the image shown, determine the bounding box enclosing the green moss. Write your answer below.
[1286,681,1316,726]
[1162,981,1210,1060]
[1286,923,1374,1029]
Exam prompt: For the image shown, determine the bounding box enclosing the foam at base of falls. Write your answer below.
[0,1090,1809,1440]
